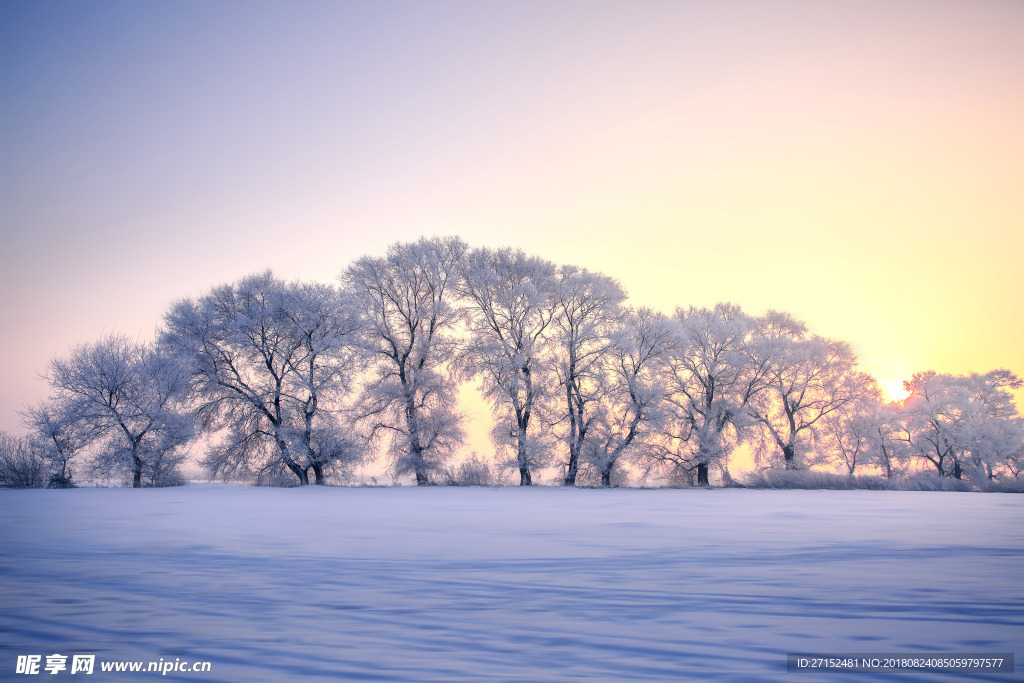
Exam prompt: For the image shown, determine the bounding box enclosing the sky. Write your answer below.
[2,0,1023,442]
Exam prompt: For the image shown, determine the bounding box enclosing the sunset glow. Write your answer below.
[1,0,1022,435]
[879,378,910,404]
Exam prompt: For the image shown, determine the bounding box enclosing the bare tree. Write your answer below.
[343,237,467,485]
[23,401,90,487]
[459,247,557,485]
[548,265,626,485]
[40,334,195,487]
[0,432,49,488]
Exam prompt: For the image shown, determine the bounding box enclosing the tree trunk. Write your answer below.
[132,460,143,488]
[782,444,797,470]
[600,463,613,487]
[286,461,309,485]
[516,418,532,486]
[564,445,579,486]
[563,380,584,486]
[404,386,431,486]
[952,459,962,480]
[311,462,326,485]
[696,462,710,487]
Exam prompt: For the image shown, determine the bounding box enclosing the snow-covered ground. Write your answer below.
[1,485,1021,682]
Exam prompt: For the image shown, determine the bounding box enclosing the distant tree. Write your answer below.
[656,303,768,485]
[817,375,885,475]
[343,237,467,485]
[459,247,558,485]
[866,401,910,479]
[0,431,49,488]
[746,312,862,470]
[41,334,195,487]
[582,308,672,487]
[548,265,626,485]
[22,401,89,487]
[900,370,1024,480]
[959,370,1024,481]
[161,272,361,485]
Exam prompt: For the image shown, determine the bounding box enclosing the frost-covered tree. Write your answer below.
[900,370,1024,480]
[817,375,885,474]
[277,281,365,483]
[41,334,195,487]
[23,401,89,487]
[0,431,49,488]
[343,237,467,485]
[582,308,672,487]
[746,312,862,470]
[865,401,910,479]
[459,247,558,485]
[548,265,626,485]
[656,303,768,485]
[161,272,361,485]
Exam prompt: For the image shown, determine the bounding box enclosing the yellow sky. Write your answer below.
[2,0,1022,441]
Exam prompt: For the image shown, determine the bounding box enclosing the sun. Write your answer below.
[879,378,910,403]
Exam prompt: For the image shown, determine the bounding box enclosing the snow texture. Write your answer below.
[1,486,1021,682]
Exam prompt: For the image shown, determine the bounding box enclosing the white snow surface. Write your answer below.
[1,485,1021,682]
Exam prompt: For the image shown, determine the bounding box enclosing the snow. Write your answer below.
[1,485,1021,682]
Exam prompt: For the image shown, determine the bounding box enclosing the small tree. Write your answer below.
[41,334,195,487]
[866,401,910,479]
[0,432,49,488]
[817,376,884,475]
[23,401,88,487]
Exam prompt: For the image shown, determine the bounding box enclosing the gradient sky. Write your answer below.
[2,0,1023,438]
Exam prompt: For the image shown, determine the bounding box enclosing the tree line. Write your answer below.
[3,236,1022,489]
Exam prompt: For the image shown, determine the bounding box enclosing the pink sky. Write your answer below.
[2,0,1022,439]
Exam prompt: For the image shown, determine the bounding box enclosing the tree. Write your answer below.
[582,308,672,487]
[900,370,1024,480]
[459,247,558,485]
[548,265,626,485]
[278,281,365,484]
[343,237,467,485]
[657,303,768,485]
[865,401,909,479]
[41,334,195,487]
[817,375,885,475]
[23,401,89,487]
[0,431,49,489]
[746,312,862,471]
[161,272,361,485]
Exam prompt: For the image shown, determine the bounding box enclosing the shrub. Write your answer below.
[442,454,495,486]
[0,433,49,489]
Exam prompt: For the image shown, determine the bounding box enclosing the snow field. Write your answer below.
[1,485,1021,681]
